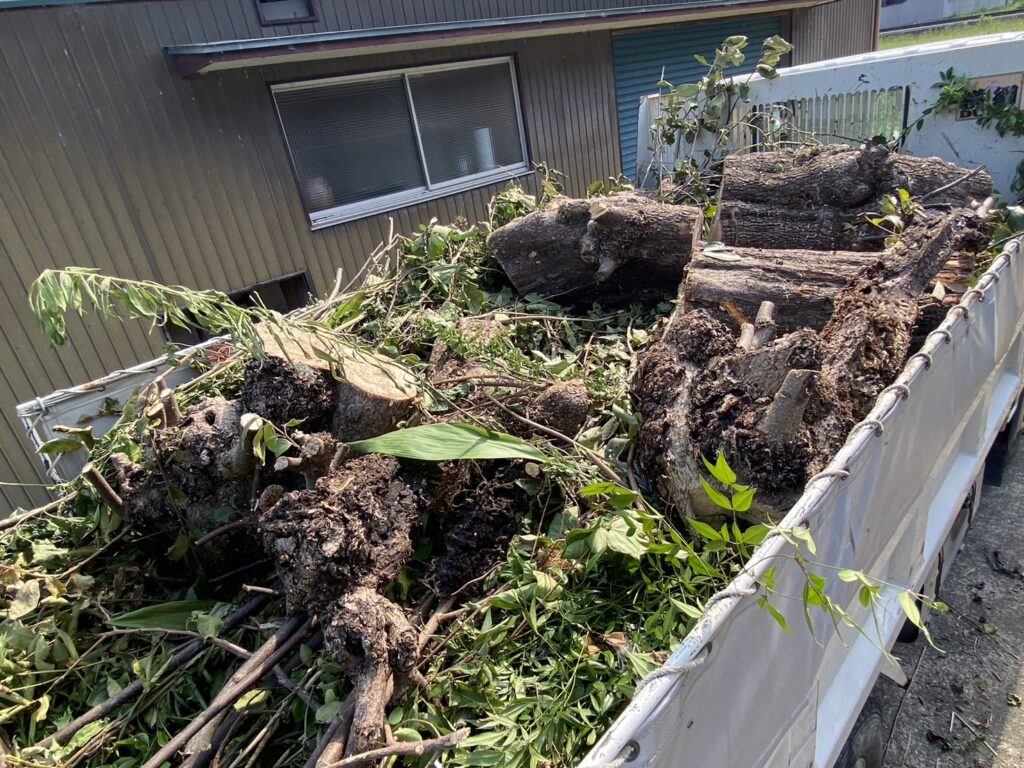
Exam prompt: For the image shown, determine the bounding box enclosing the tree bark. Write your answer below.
[719,145,993,209]
[712,200,877,251]
[634,210,987,523]
[488,194,701,306]
[683,243,878,332]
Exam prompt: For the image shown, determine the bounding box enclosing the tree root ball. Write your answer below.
[526,380,591,437]
[256,455,425,613]
[241,356,334,432]
[110,396,253,533]
[425,464,526,597]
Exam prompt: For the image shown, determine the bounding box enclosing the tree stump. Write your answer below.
[634,210,987,523]
[245,324,418,441]
[488,194,701,306]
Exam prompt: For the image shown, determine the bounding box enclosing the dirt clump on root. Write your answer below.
[425,463,527,597]
[110,397,253,533]
[257,455,425,614]
[240,356,335,432]
[526,380,591,437]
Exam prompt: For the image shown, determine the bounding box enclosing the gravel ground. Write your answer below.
[877,447,1024,767]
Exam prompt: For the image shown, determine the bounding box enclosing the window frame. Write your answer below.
[271,57,531,230]
[256,0,318,27]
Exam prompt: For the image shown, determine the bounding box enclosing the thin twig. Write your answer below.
[417,596,457,653]
[484,394,622,483]
[194,519,249,547]
[82,463,124,512]
[0,493,74,533]
[59,529,128,579]
[919,166,987,203]
[952,711,998,757]
[320,727,470,768]
[182,614,312,760]
[141,615,315,768]
[35,592,273,749]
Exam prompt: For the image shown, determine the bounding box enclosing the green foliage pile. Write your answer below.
[3,174,745,768]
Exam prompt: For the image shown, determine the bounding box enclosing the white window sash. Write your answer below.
[272,57,530,229]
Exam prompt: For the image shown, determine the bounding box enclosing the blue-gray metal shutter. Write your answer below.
[612,16,783,180]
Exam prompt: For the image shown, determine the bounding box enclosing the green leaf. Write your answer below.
[731,487,755,513]
[689,520,722,542]
[234,689,269,711]
[392,727,423,743]
[315,699,342,724]
[108,600,217,631]
[701,452,737,485]
[37,436,87,456]
[790,526,817,556]
[898,591,922,629]
[859,585,873,608]
[699,477,733,511]
[348,423,546,462]
[758,596,791,633]
[193,612,223,639]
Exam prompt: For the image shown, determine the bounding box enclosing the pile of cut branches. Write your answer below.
[0,141,1014,768]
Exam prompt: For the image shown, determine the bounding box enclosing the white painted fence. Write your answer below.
[636,32,1024,199]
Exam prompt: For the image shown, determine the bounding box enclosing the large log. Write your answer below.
[719,145,994,209]
[634,210,987,523]
[683,243,877,332]
[713,200,877,251]
[683,243,976,335]
[488,194,700,306]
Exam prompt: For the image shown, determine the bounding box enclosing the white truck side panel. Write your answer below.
[579,237,1024,768]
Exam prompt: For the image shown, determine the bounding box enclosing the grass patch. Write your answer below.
[880,14,1024,49]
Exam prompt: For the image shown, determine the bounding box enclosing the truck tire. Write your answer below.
[834,694,883,768]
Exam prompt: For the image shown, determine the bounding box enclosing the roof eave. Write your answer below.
[165,0,831,77]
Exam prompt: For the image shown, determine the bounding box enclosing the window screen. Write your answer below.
[273,59,528,227]
[408,63,526,185]
[274,77,425,212]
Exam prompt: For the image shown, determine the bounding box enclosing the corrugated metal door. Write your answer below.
[612,16,782,180]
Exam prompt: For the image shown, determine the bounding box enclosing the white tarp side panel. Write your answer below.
[579,235,1024,768]
[16,340,218,483]
[636,32,1024,198]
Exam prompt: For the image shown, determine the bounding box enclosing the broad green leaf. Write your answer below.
[859,585,873,608]
[234,689,269,711]
[37,437,87,456]
[790,526,817,556]
[348,423,546,462]
[732,487,755,513]
[109,600,216,631]
[898,591,922,628]
[699,477,733,511]
[315,700,342,724]
[701,452,737,485]
[689,520,722,542]
[392,727,423,743]
[193,612,223,639]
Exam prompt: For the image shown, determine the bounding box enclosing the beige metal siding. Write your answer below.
[791,0,879,64]
[0,2,620,511]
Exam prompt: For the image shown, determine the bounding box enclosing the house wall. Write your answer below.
[880,0,1011,31]
[791,0,880,63]
[0,1,623,510]
[0,0,874,511]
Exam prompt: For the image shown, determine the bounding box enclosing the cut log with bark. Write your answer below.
[488,194,700,306]
[683,243,878,332]
[683,242,978,335]
[244,324,418,441]
[719,145,994,209]
[712,200,876,251]
[634,210,988,523]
